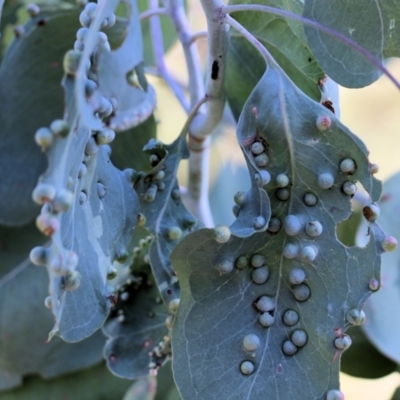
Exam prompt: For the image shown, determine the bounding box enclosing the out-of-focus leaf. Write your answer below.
[226,0,324,119]
[0,8,80,226]
[303,0,400,87]
[392,386,400,400]
[336,210,362,247]
[171,66,385,400]
[0,363,131,400]
[122,376,157,400]
[361,172,400,363]
[110,115,157,173]
[103,261,168,379]
[340,326,397,379]
[155,362,181,400]
[210,163,250,226]
[0,222,105,392]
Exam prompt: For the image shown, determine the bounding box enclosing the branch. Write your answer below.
[187,30,208,46]
[223,4,400,91]
[223,14,276,66]
[189,0,229,139]
[148,0,190,112]
[167,0,215,227]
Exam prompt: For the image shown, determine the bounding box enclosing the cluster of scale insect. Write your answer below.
[107,235,174,373]
[234,253,310,375]
[223,108,398,399]
[134,139,197,248]
[29,1,123,308]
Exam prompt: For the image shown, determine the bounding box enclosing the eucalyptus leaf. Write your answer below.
[302,0,399,87]
[154,362,181,400]
[0,363,131,400]
[392,387,400,400]
[122,377,157,400]
[361,172,400,364]
[103,264,168,379]
[77,0,155,132]
[0,8,80,226]
[0,222,105,392]
[110,115,157,173]
[226,0,324,120]
[135,133,199,305]
[33,76,139,342]
[171,66,385,400]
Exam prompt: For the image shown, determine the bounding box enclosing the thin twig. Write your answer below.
[223,4,400,91]
[223,14,275,66]
[167,0,215,227]
[140,7,168,21]
[168,0,204,106]
[148,0,190,112]
[187,30,208,46]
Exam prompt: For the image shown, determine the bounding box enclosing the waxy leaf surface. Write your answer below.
[303,0,400,87]
[0,222,105,392]
[0,9,80,225]
[171,66,385,400]
[361,172,400,364]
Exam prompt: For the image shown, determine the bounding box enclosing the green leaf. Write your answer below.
[0,222,105,392]
[0,363,131,400]
[361,172,400,364]
[155,362,181,400]
[122,377,157,400]
[110,115,157,173]
[226,0,324,120]
[0,8,80,226]
[302,0,400,87]
[171,66,386,400]
[392,387,400,400]
[340,326,396,379]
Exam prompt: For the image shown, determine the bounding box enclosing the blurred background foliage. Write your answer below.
[1,0,400,399]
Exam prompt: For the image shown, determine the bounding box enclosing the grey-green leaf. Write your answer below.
[0,362,131,400]
[135,135,199,304]
[47,144,138,342]
[0,222,105,392]
[303,0,391,87]
[33,74,139,342]
[103,265,168,379]
[361,172,400,364]
[170,66,385,400]
[77,0,155,132]
[226,0,324,119]
[110,115,157,173]
[122,376,157,400]
[0,8,80,226]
